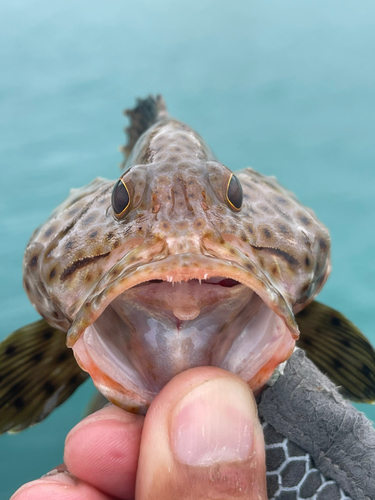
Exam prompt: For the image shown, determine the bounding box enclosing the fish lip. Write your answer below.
[66,253,299,347]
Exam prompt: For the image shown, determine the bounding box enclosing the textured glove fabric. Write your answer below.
[258,349,375,500]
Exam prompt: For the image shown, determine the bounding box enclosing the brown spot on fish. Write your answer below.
[44,227,55,238]
[43,330,53,341]
[260,204,271,213]
[263,228,272,239]
[43,381,56,396]
[362,364,371,377]
[68,207,80,216]
[49,268,56,280]
[319,238,328,251]
[82,213,98,226]
[302,336,312,346]
[65,240,74,250]
[5,344,16,356]
[298,214,311,227]
[32,352,43,363]
[331,316,341,327]
[277,223,289,235]
[60,252,110,281]
[333,359,343,370]
[14,397,26,409]
[275,196,289,205]
[30,255,38,267]
[11,381,25,395]
[247,225,254,234]
[57,351,69,363]
[305,256,311,267]
[90,231,98,239]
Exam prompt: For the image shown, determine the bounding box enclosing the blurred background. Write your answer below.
[1,0,374,497]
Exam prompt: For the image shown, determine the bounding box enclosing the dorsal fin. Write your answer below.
[121,95,167,162]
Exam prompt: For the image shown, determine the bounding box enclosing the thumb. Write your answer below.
[136,367,267,500]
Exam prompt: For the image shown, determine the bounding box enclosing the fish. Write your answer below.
[1,95,375,435]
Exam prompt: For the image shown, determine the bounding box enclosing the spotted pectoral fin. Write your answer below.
[296,300,375,403]
[0,318,88,434]
[121,95,167,161]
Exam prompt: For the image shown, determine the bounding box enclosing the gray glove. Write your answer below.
[258,348,375,500]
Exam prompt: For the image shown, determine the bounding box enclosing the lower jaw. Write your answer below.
[72,281,296,413]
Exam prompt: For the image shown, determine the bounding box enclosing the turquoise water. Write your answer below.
[1,0,375,497]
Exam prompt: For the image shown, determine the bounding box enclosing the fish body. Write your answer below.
[1,96,375,434]
[21,96,330,412]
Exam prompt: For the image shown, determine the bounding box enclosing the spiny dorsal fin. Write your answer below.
[121,95,167,162]
[0,319,88,434]
[296,300,375,403]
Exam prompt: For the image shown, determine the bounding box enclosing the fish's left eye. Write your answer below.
[112,179,130,218]
[226,174,243,211]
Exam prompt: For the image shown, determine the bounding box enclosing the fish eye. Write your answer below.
[226,174,243,211]
[112,179,130,218]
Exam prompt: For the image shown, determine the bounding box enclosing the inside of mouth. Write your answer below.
[72,276,295,410]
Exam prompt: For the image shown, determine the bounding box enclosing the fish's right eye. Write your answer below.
[112,179,130,218]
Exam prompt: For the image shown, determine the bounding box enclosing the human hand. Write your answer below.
[11,367,267,500]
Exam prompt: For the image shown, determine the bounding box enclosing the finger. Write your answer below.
[136,366,267,500]
[10,467,113,500]
[63,404,144,499]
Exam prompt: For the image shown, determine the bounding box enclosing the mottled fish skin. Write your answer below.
[22,97,331,411]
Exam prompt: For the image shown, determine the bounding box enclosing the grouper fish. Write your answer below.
[1,96,375,499]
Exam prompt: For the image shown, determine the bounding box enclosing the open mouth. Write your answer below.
[68,255,298,413]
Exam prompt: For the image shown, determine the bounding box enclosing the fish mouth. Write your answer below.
[68,254,298,413]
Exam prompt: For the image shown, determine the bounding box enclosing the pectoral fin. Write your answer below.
[0,318,88,434]
[296,300,375,403]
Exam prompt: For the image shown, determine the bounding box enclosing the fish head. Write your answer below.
[23,116,330,413]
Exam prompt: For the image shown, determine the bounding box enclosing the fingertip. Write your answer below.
[64,404,144,499]
[136,367,268,500]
